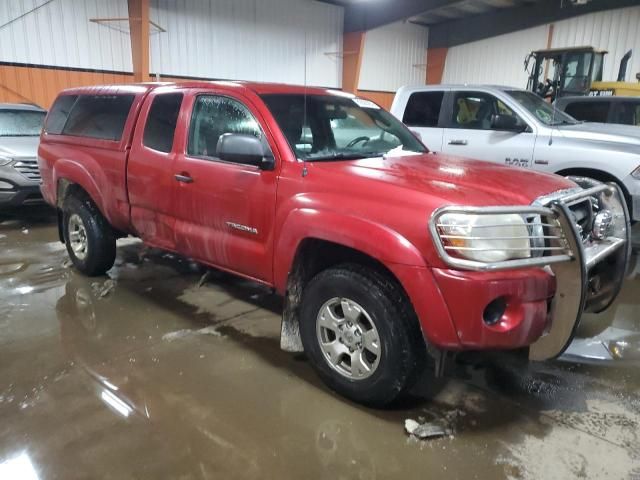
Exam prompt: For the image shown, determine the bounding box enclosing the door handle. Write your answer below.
[448,139,468,146]
[174,173,193,184]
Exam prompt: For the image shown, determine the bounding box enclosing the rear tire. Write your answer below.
[62,195,116,276]
[299,263,427,407]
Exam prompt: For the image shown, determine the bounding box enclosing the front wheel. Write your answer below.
[62,196,116,276]
[299,264,427,407]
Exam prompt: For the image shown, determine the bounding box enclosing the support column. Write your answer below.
[426,47,448,85]
[128,0,150,82]
[342,31,365,94]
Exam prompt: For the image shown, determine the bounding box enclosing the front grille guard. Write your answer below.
[429,181,631,361]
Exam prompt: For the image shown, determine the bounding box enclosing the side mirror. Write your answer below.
[490,114,525,132]
[216,133,275,170]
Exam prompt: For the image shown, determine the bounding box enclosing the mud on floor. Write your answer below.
[1,211,639,479]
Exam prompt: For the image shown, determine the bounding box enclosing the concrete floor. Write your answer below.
[1,210,639,480]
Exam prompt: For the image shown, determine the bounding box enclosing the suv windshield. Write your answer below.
[261,94,426,161]
[0,109,46,136]
[506,90,579,126]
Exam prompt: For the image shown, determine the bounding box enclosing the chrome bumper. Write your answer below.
[529,181,631,360]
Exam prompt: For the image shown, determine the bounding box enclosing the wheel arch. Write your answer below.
[279,237,423,353]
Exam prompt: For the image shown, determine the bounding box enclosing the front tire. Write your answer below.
[299,264,426,407]
[62,196,116,276]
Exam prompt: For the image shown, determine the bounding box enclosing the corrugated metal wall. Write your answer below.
[552,6,640,83]
[442,5,640,88]
[0,0,132,72]
[150,0,343,87]
[358,21,428,92]
[442,25,548,88]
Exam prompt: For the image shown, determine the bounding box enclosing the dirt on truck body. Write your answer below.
[38,81,630,406]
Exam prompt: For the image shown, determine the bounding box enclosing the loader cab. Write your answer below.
[526,46,606,101]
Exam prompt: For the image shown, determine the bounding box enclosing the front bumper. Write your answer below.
[427,181,631,361]
[0,162,44,208]
[0,183,44,208]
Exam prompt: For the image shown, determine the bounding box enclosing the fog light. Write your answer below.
[483,297,507,326]
[0,180,14,190]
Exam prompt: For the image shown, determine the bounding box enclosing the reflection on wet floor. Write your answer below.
[1,210,639,479]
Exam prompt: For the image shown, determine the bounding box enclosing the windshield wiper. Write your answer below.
[549,119,576,126]
[304,152,382,161]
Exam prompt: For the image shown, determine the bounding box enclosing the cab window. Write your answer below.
[448,92,521,130]
[402,91,444,127]
[187,95,261,160]
[564,101,610,123]
[143,93,183,153]
[612,102,640,126]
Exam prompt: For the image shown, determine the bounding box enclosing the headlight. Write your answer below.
[436,213,532,263]
[631,165,640,180]
[0,155,13,166]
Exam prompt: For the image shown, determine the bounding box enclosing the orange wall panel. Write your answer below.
[0,65,134,109]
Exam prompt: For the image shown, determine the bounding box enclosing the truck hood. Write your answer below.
[0,136,40,158]
[311,152,575,207]
[556,122,640,147]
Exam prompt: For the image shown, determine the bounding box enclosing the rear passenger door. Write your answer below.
[441,90,535,168]
[128,88,184,250]
[400,90,446,152]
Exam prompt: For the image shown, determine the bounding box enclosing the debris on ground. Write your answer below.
[91,279,116,298]
[62,259,72,268]
[198,270,212,288]
[404,418,448,440]
[162,326,222,342]
[21,228,29,235]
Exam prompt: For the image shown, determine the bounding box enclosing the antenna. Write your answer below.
[302,30,308,178]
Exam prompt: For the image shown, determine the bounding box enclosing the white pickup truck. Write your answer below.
[390,85,640,221]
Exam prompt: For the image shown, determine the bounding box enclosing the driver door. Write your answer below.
[169,91,279,282]
[441,90,536,169]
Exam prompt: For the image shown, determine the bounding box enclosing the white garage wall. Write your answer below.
[150,0,343,88]
[358,20,428,92]
[0,0,132,72]
[442,5,640,87]
[442,25,548,88]
[552,6,640,83]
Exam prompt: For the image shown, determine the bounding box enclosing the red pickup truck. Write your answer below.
[39,82,630,406]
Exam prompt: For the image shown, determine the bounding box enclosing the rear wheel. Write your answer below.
[62,196,116,276]
[299,264,427,407]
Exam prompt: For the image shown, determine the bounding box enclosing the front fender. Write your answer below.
[273,207,429,293]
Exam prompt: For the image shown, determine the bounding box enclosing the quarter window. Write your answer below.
[143,93,183,153]
[62,94,135,141]
[187,95,261,160]
[402,91,444,127]
[45,95,77,134]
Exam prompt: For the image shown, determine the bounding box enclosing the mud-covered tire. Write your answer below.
[62,195,116,276]
[299,263,427,407]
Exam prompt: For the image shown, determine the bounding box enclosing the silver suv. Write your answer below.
[391,85,640,221]
[0,103,47,209]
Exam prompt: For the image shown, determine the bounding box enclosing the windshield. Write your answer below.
[261,94,426,161]
[0,110,46,137]
[506,90,578,126]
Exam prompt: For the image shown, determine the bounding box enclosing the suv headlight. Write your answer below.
[435,212,532,263]
[0,155,13,166]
